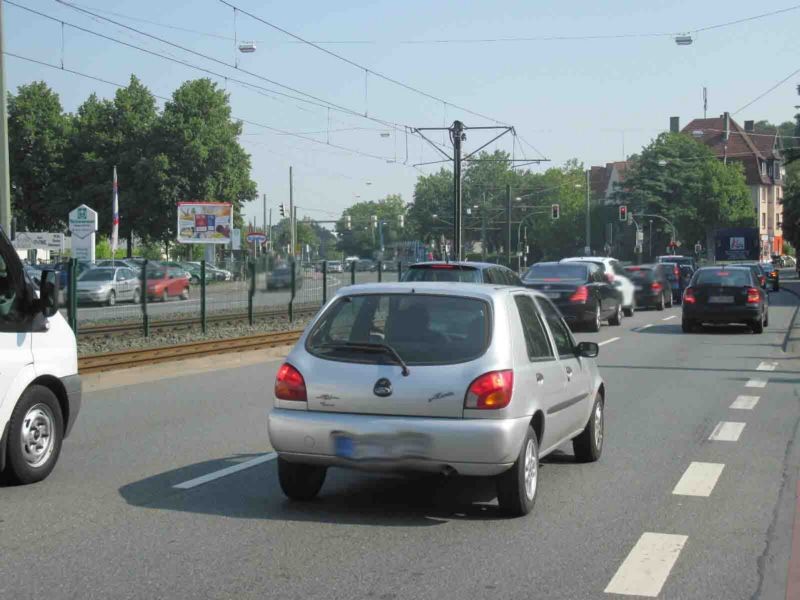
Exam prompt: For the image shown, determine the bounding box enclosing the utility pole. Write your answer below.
[452,120,464,261]
[268,208,272,253]
[585,169,591,255]
[481,192,487,261]
[289,166,295,258]
[262,193,267,234]
[0,1,11,234]
[505,184,512,267]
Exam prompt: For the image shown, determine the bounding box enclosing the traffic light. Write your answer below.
[619,205,628,222]
[398,215,405,228]
[344,215,352,230]
[551,204,560,220]
[279,203,286,218]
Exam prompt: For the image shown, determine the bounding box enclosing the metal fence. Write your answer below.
[52,258,406,337]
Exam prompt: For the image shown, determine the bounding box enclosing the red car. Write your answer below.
[146,266,190,302]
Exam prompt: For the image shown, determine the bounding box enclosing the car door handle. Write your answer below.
[565,366,573,380]
[536,373,544,385]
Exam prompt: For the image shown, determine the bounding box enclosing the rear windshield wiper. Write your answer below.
[316,341,410,376]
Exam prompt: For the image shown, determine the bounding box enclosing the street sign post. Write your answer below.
[68,204,98,262]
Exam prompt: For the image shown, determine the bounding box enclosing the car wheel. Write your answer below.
[764,310,769,328]
[609,302,622,326]
[132,288,141,304]
[573,393,604,463]
[180,287,190,300]
[277,457,327,501]
[623,299,635,317]
[751,318,764,334]
[496,425,539,517]
[107,290,116,307]
[587,304,601,332]
[682,318,695,333]
[161,289,169,303]
[657,293,665,311]
[667,293,674,308]
[4,385,64,484]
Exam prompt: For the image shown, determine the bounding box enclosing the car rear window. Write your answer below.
[307,293,490,365]
[402,265,481,283]
[523,264,587,282]
[625,267,654,281]
[694,269,752,287]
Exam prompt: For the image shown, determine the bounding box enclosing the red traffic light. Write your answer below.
[619,205,628,222]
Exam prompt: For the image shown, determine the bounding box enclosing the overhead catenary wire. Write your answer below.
[733,64,800,115]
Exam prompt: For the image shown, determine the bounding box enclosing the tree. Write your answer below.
[151,79,257,244]
[407,168,452,244]
[617,132,754,256]
[8,82,71,231]
[754,120,797,149]
[270,218,318,253]
[335,194,407,257]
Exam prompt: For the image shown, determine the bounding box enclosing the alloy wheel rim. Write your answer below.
[20,403,55,468]
[594,401,604,451]
[523,438,538,500]
[595,306,601,329]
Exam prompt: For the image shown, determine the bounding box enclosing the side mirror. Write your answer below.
[38,269,60,317]
[575,341,599,358]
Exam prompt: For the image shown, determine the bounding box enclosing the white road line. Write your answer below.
[672,462,725,497]
[173,453,277,490]
[708,421,746,442]
[638,324,653,331]
[757,361,778,371]
[662,315,677,321]
[604,532,688,597]
[598,337,621,346]
[730,395,760,410]
[746,378,768,389]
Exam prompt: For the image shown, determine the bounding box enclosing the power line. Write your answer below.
[218,0,507,125]
[733,64,800,115]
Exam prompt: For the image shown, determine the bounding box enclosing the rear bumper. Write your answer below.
[553,302,596,324]
[634,290,662,307]
[268,409,530,476]
[683,304,761,322]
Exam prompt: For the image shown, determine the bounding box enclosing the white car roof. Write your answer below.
[333,281,540,302]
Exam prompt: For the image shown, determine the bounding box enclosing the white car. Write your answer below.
[0,228,81,484]
[561,257,636,316]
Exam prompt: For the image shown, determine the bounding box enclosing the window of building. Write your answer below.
[762,212,766,228]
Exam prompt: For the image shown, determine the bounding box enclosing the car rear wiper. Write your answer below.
[317,341,410,376]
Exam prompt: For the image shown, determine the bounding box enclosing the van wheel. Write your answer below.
[277,457,326,500]
[4,385,64,484]
[496,425,539,517]
[573,393,604,462]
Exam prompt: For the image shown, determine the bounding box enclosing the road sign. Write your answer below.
[246,232,268,244]
[68,204,98,262]
[636,230,644,243]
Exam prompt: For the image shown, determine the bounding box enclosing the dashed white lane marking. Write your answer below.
[173,453,278,490]
[662,315,677,321]
[708,421,746,442]
[638,324,653,331]
[604,532,688,597]
[757,361,778,371]
[672,462,725,497]
[746,378,768,389]
[598,337,621,347]
[730,395,760,410]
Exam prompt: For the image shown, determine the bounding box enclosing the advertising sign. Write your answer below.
[13,232,64,251]
[715,227,759,261]
[177,202,233,244]
[231,228,241,251]
[246,232,268,244]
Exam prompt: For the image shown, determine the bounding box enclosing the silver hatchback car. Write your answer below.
[268,282,605,516]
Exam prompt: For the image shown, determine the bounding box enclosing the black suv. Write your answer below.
[401,262,522,285]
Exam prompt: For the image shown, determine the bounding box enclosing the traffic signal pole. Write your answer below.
[0,1,11,233]
[452,121,464,261]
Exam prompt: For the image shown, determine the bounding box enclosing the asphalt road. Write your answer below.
[3,272,800,599]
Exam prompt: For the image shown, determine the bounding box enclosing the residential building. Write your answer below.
[590,161,630,204]
[678,113,783,260]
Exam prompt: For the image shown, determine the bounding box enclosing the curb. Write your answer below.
[780,278,800,354]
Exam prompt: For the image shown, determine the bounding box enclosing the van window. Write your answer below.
[0,240,26,326]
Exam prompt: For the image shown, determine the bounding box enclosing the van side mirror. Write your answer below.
[575,341,599,358]
[38,269,60,317]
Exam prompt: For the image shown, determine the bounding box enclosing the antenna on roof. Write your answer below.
[703,87,708,119]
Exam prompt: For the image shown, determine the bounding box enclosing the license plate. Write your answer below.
[333,433,430,460]
[709,295,734,304]
[545,292,560,299]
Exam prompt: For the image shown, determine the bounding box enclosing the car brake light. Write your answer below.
[651,282,663,292]
[464,370,514,410]
[683,287,696,304]
[746,287,760,304]
[429,264,457,269]
[275,363,307,401]
[569,285,589,303]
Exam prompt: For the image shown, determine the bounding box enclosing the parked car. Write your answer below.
[682,266,768,333]
[327,261,344,273]
[267,266,304,290]
[356,259,375,272]
[522,261,623,331]
[76,267,140,306]
[183,261,231,281]
[95,259,142,275]
[0,228,82,484]
[402,261,523,285]
[177,262,202,284]
[623,264,673,310]
[268,282,605,516]
[146,267,190,301]
[759,262,780,291]
[560,256,635,316]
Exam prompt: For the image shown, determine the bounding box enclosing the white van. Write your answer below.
[0,228,81,484]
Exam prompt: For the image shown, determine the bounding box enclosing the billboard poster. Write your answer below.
[177,202,232,244]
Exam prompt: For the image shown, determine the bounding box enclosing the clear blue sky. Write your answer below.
[6,0,800,229]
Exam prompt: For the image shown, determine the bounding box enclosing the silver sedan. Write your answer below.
[76,267,140,306]
[268,282,606,516]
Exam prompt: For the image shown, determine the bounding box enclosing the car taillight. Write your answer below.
[464,370,513,410]
[674,266,680,278]
[651,282,663,292]
[746,287,760,304]
[683,287,696,304]
[569,285,589,303]
[275,363,307,401]
[772,270,778,277]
